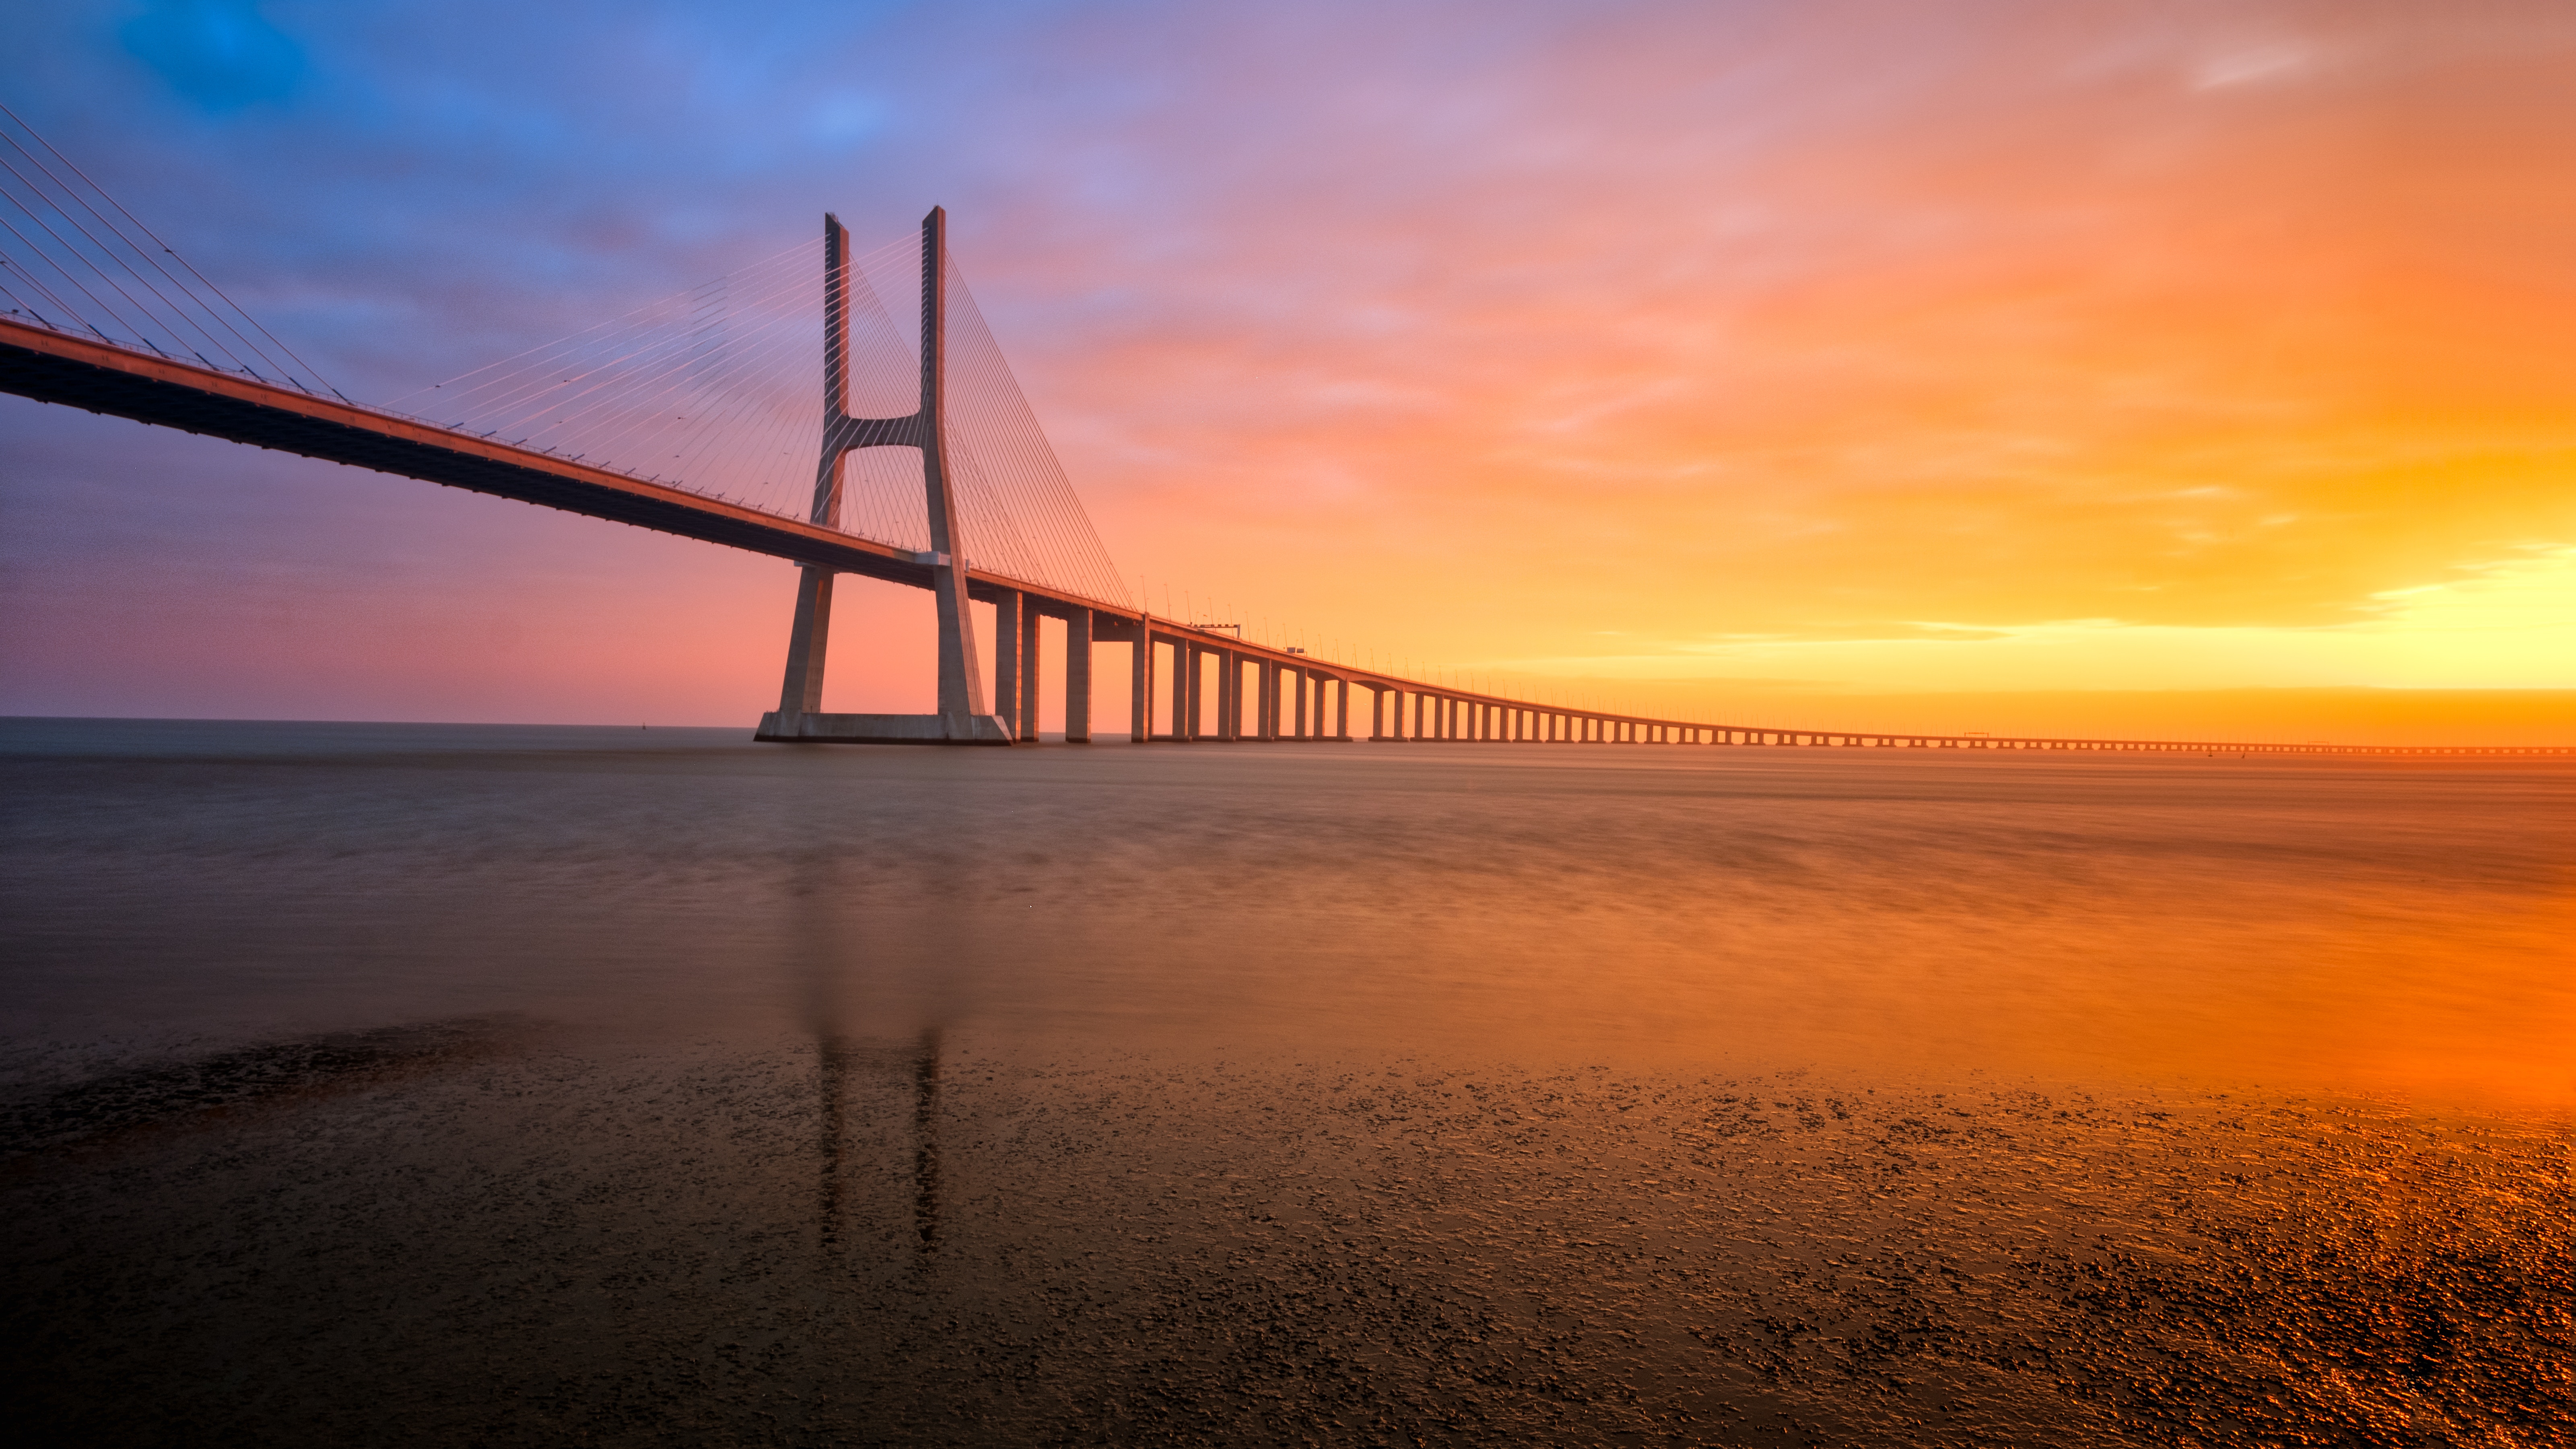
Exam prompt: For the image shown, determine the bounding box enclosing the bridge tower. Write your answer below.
[756,209,1013,744]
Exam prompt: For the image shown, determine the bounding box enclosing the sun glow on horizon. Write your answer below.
[1484,547,2576,695]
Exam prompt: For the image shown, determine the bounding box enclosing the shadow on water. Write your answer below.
[0,1014,530,1159]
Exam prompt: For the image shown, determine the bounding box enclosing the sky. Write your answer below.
[3,0,2572,740]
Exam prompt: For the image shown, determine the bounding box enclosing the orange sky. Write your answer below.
[2,0,2570,739]
[1005,2,2576,732]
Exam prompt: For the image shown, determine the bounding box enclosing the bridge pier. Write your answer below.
[1017,604,1041,741]
[1064,607,1092,742]
[1220,652,1241,742]
[777,565,835,717]
[994,590,1022,732]
[1129,620,1154,743]
[755,209,1010,745]
[1181,643,1201,741]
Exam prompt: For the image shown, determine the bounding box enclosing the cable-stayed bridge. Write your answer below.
[1,119,2562,757]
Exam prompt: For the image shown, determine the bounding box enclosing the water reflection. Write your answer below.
[815,1031,853,1252]
[793,813,949,1270]
[4,725,2571,1445]
[909,1028,942,1259]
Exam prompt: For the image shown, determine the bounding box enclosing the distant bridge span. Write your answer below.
[4,280,2566,759]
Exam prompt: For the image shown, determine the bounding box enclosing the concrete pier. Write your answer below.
[1064,607,1092,742]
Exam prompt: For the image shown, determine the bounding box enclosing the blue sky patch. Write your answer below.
[120,0,305,112]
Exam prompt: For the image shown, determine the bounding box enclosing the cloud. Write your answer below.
[2192,43,2310,90]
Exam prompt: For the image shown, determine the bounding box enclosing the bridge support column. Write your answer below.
[1294,670,1309,740]
[1179,643,1198,741]
[1335,679,1349,740]
[1018,605,1041,742]
[1129,620,1153,742]
[1065,608,1092,742]
[993,590,1022,732]
[777,565,835,719]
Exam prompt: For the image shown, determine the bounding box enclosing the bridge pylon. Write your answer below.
[756,209,1015,745]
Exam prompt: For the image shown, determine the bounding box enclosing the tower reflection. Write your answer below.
[909,1026,942,1259]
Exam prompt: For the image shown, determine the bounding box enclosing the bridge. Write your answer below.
[1,121,2563,758]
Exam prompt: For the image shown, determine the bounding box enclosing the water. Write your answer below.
[3,719,2570,1445]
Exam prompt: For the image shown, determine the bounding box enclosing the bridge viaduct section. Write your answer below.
[7,316,2566,760]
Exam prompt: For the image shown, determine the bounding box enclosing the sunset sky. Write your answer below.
[3,0,2572,740]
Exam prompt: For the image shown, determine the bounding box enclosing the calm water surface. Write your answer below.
[3,719,2570,1445]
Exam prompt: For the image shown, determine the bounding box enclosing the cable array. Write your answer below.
[384,234,843,519]
[0,101,1125,609]
[387,223,1128,606]
[0,104,336,397]
[938,252,1131,606]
